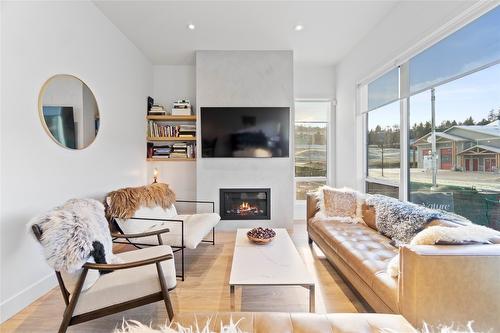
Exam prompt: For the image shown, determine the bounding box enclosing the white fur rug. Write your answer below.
[115,319,244,333]
[117,319,481,333]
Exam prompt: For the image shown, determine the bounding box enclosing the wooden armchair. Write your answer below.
[32,224,176,333]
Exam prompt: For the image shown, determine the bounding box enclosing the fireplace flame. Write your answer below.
[239,201,251,211]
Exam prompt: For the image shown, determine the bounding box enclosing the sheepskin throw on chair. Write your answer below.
[29,199,117,290]
[106,183,176,220]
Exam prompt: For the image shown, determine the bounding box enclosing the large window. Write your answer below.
[363,6,500,229]
[409,64,500,227]
[367,101,401,184]
[295,101,330,200]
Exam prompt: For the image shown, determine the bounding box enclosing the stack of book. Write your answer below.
[170,142,195,159]
[172,99,191,116]
[171,142,187,158]
[152,145,172,159]
[149,104,166,115]
[178,124,196,138]
[148,121,180,137]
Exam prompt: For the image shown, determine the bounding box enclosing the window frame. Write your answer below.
[358,3,498,201]
[294,99,333,202]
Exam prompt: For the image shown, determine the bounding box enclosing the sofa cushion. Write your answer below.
[116,206,220,249]
[73,245,176,315]
[161,213,220,249]
[310,219,398,311]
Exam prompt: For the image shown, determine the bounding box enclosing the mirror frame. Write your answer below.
[38,74,100,150]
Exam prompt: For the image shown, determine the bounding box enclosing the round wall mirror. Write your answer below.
[39,75,99,149]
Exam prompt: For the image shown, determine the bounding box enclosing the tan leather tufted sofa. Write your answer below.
[173,312,417,333]
[307,193,500,332]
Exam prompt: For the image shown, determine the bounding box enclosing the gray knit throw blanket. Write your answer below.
[365,194,470,246]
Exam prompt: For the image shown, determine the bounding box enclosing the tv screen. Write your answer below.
[42,106,76,149]
[201,107,290,158]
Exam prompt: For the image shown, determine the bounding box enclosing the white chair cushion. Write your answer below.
[165,213,220,249]
[115,205,178,234]
[116,207,220,250]
[73,245,176,316]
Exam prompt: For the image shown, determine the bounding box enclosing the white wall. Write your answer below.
[196,50,294,230]
[147,65,197,201]
[293,64,336,219]
[149,63,336,214]
[334,0,479,191]
[294,64,335,100]
[0,1,152,322]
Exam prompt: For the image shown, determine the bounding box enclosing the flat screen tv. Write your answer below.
[201,107,290,158]
[42,106,76,149]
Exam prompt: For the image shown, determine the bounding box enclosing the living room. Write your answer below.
[1,1,499,332]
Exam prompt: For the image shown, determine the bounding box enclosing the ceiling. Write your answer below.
[94,1,399,66]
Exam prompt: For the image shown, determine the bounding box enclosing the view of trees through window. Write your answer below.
[295,101,329,201]
[367,101,400,186]
[365,5,499,229]
[295,123,327,177]
[367,65,499,228]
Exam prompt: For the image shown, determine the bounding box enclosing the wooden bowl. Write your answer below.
[247,235,275,244]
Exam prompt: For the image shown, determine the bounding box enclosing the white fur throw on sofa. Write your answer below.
[314,186,365,224]
[387,224,500,277]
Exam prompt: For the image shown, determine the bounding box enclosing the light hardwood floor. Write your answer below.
[1,221,367,332]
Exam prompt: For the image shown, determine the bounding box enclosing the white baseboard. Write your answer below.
[0,273,56,323]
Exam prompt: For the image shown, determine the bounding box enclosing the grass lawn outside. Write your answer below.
[368,168,500,230]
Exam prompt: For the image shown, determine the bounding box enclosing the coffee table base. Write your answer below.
[229,284,315,313]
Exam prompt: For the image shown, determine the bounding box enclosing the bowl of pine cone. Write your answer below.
[247,227,276,244]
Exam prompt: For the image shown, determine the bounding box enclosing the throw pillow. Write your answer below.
[362,204,377,231]
[314,186,365,223]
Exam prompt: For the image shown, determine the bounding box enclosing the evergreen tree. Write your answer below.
[487,109,496,121]
[463,116,475,125]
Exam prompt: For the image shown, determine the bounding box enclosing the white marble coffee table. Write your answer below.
[229,228,315,312]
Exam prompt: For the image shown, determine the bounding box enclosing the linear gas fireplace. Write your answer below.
[219,188,270,220]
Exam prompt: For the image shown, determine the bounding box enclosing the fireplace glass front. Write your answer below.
[219,188,270,220]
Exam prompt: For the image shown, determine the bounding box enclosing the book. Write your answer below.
[171,107,191,116]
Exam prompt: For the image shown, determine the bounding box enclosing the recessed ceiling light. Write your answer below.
[187,23,195,30]
[294,24,304,31]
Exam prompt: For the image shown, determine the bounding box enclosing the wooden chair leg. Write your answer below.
[58,268,88,333]
[156,262,174,321]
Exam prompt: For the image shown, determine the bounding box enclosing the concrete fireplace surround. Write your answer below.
[196,50,294,230]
